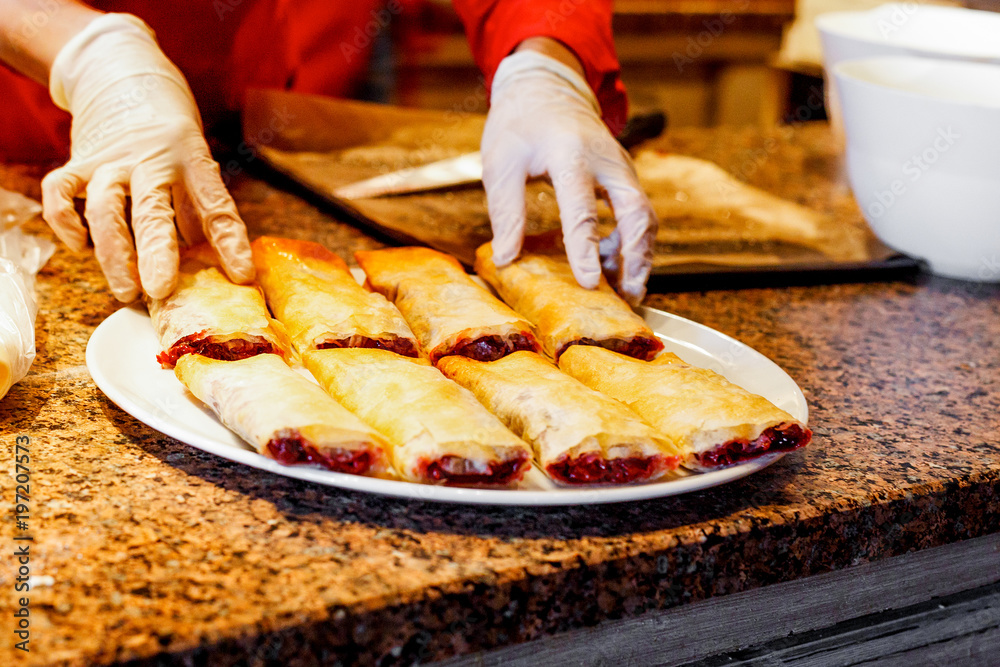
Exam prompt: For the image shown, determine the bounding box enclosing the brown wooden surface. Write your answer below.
[244,91,894,283]
[434,532,1000,666]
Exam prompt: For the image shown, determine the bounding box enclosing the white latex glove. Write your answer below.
[482,50,657,305]
[42,13,253,302]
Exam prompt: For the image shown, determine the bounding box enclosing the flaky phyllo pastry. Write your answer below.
[175,354,390,475]
[475,241,663,362]
[303,348,532,485]
[354,246,540,363]
[438,351,682,485]
[147,242,292,368]
[558,347,811,470]
[251,236,418,357]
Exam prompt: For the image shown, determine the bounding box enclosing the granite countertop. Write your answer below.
[1,124,998,666]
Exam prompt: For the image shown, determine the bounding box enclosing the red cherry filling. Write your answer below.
[546,452,677,485]
[437,333,540,364]
[317,336,419,358]
[696,423,812,468]
[157,331,277,368]
[418,452,530,485]
[556,335,663,362]
[267,430,375,475]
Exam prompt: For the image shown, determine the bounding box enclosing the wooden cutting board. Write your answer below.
[242,89,918,290]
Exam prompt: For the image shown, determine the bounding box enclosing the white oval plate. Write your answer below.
[86,303,808,506]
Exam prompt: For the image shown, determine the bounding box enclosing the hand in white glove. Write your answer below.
[481,48,657,305]
[42,13,253,302]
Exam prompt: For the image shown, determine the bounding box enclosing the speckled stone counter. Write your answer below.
[1,124,998,666]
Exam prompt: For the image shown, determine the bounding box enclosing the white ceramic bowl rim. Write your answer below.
[833,56,1000,111]
[816,4,1000,61]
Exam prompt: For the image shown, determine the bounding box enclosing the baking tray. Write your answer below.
[242,90,921,291]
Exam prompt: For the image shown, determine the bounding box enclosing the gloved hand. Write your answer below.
[481,49,657,305]
[42,13,253,302]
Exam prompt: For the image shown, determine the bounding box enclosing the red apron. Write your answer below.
[0,0,383,163]
[0,0,625,164]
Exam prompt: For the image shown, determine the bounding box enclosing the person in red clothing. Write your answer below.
[0,0,656,304]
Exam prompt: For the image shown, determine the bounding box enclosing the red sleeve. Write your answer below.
[452,0,628,134]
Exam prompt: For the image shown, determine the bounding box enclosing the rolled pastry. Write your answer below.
[175,354,390,475]
[558,346,812,470]
[147,243,292,368]
[251,236,418,357]
[354,246,540,363]
[475,241,663,361]
[438,351,682,484]
[303,348,532,485]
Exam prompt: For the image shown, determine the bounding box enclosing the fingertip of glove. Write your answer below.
[619,261,652,307]
[572,264,601,290]
[143,273,177,300]
[619,282,646,308]
[54,226,89,253]
[491,245,517,268]
[225,258,256,285]
[41,206,88,252]
[63,232,90,254]
[110,281,142,303]
[566,238,602,290]
[490,232,523,268]
[137,247,180,295]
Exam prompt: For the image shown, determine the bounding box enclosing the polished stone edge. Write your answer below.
[114,474,998,667]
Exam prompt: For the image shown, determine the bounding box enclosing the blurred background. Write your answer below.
[375,0,1000,127]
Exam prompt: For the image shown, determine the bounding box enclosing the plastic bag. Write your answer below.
[1,187,55,400]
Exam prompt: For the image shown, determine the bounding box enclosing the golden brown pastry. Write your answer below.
[474,240,663,361]
[354,246,540,363]
[303,348,532,485]
[147,243,292,369]
[175,354,390,475]
[251,236,418,357]
[558,346,811,470]
[438,351,683,484]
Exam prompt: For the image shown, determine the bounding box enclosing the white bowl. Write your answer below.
[833,56,1000,281]
[817,4,1000,65]
[816,4,1000,141]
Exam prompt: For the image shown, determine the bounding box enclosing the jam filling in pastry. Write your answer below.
[439,351,682,485]
[474,240,663,361]
[174,354,389,475]
[558,346,812,470]
[148,243,292,369]
[303,347,532,486]
[251,236,418,357]
[354,246,540,363]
